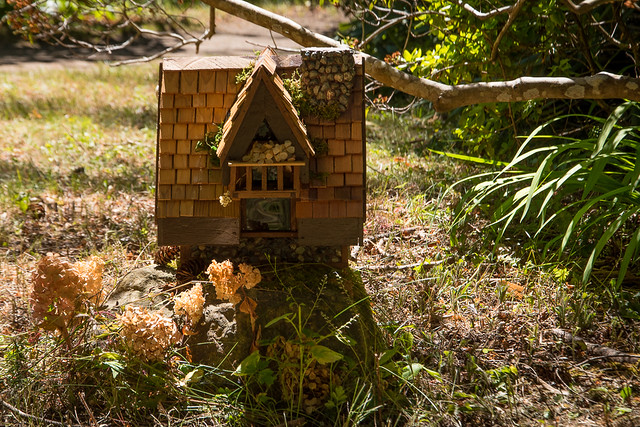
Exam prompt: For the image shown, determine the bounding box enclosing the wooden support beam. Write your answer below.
[277,166,284,191]
[261,166,268,191]
[230,167,237,192]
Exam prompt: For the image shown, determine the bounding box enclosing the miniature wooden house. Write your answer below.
[156,48,365,265]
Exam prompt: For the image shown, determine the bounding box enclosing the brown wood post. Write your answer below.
[277,166,284,190]
[180,245,192,265]
[208,7,216,37]
[261,166,268,191]
[230,167,237,191]
[341,245,350,268]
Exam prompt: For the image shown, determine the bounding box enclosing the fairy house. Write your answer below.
[155,47,365,266]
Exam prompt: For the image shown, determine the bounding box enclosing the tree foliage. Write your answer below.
[338,0,639,155]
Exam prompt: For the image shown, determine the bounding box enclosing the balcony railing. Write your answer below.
[228,161,304,197]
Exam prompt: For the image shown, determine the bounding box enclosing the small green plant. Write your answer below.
[235,62,255,85]
[311,137,328,156]
[195,127,223,166]
[234,300,347,418]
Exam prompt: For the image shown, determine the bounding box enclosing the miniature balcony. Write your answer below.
[228,161,304,198]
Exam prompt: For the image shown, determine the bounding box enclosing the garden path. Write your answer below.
[0,6,346,71]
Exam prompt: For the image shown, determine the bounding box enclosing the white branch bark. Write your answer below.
[560,0,622,14]
[453,0,513,20]
[203,0,640,111]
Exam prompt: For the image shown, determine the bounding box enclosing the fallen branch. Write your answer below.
[549,328,640,364]
[0,399,81,427]
[203,0,640,111]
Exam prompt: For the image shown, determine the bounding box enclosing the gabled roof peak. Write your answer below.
[253,47,278,75]
[216,48,314,164]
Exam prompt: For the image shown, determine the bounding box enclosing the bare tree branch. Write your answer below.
[358,10,445,49]
[561,0,623,14]
[204,0,640,111]
[453,0,513,20]
[490,0,527,61]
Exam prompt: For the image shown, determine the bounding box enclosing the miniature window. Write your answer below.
[243,198,291,232]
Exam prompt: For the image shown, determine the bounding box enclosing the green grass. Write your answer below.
[0,64,157,256]
[1,65,639,426]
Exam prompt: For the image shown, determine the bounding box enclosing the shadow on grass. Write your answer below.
[1,96,157,129]
[0,157,155,196]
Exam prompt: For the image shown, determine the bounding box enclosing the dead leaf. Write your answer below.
[182,325,198,336]
[239,296,258,332]
[505,282,524,298]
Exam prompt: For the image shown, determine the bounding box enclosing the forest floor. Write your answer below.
[1,4,640,426]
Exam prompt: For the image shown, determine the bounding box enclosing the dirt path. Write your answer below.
[0,6,347,71]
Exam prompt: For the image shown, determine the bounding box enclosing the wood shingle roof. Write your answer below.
[216,48,314,162]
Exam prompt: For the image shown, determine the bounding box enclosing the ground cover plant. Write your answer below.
[1,64,640,426]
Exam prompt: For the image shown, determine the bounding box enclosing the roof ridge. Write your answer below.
[252,47,278,76]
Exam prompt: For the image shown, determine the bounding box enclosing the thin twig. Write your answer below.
[490,0,527,61]
[454,0,513,20]
[0,399,81,427]
[358,11,444,49]
[549,328,640,364]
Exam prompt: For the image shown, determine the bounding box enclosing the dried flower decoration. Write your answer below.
[206,260,262,331]
[119,305,181,362]
[238,263,262,289]
[219,190,232,207]
[206,260,262,303]
[174,283,205,325]
[31,253,104,337]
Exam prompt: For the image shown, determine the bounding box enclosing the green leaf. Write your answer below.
[583,208,637,283]
[617,210,640,287]
[234,350,261,375]
[620,385,633,401]
[103,360,124,379]
[310,345,343,364]
[379,348,397,365]
[183,368,204,385]
[264,313,293,328]
[424,367,442,381]
[401,363,425,381]
[98,351,122,361]
[257,368,275,386]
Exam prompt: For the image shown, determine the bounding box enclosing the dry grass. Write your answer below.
[1,64,639,426]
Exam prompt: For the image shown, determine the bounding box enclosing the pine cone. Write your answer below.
[27,197,46,220]
[153,246,180,266]
[176,258,207,284]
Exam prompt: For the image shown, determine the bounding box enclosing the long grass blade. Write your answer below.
[560,187,630,254]
[427,149,511,167]
[617,217,640,287]
[583,208,637,282]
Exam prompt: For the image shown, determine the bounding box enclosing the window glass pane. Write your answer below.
[244,198,291,231]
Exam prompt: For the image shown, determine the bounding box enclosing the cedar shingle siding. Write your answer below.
[156,49,365,247]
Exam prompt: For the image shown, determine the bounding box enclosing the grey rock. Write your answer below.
[103,265,175,316]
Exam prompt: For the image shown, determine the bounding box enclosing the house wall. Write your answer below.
[156,56,365,247]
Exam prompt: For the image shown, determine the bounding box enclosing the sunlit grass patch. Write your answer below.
[0,64,158,258]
